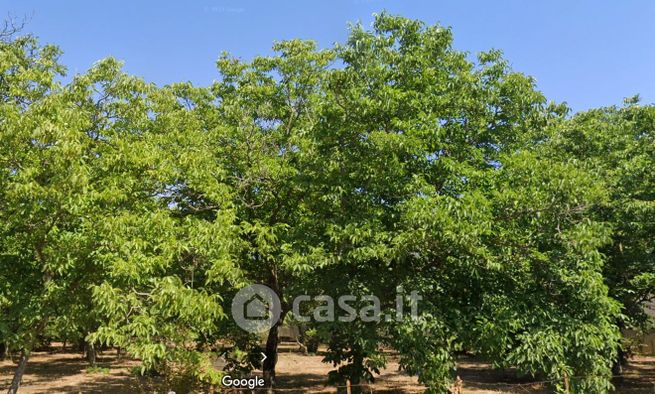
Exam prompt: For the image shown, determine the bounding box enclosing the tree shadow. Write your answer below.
[0,352,160,393]
[276,372,328,390]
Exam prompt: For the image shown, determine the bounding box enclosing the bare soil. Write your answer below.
[1,343,654,393]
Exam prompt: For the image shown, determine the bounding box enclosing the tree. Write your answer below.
[304,13,619,393]
[80,62,239,391]
[542,99,655,372]
[0,13,633,394]
[172,39,336,385]
[0,35,102,393]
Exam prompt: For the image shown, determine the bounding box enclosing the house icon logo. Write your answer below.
[231,284,281,333]
[244,292,269,320]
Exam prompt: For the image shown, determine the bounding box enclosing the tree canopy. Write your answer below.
[1,13,653,394]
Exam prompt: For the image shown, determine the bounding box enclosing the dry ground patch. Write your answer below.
[1,344,654,393]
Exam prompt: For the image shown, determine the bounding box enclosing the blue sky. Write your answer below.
[2,0,654,112]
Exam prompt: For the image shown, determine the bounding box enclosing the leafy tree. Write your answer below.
[305,13,620,393]
[0,13,637,394]
[0,35,101,393]
[79,63,239,391]
[543,99,655,372]
[175,39,336,385]
[0,37,236,392]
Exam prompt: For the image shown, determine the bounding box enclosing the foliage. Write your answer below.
[0,34,93,356]
[542,100,655,331]
[0,13,650,394]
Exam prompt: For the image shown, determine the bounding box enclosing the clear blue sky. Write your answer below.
[2,0,654,112]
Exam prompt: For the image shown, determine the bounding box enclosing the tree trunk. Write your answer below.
[8,252,52,393]
[263,321,280,389]
[84,342,96,366]
[350,353,363,394]
[0,343,6,360]
[7,349,29,394]
[612,342,629,382]
[263,268,287,391]
[612,321,626,376]
[7,314,49,394]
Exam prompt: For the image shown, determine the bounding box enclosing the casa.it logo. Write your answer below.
[231,284,422,332]
[231,284,282,333]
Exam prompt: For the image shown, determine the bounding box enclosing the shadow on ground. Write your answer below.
[2,348,654,393]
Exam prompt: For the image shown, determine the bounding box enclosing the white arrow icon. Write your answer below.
[261,352,267,362]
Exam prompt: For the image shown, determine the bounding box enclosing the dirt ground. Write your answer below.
[1,343,655,393]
